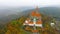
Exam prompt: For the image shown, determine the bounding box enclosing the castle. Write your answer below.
[23,7,42,28]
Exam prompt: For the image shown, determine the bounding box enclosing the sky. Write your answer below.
[0,0,60,7]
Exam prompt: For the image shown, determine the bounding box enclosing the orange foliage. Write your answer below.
[7,24,14,31]
[31,30,38,32]
[25,26,31,30]
[27,18,30,21]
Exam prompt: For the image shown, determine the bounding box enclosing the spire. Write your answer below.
[34,6,39,15]
[31,6,41,17]
[35,6,39,12]
[36,6,39,10]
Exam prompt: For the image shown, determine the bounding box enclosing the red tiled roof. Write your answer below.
[31,11,41,17]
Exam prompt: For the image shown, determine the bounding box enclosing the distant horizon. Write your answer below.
[0,5,60,9]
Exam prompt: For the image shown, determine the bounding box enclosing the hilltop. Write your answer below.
[0,11,59,34]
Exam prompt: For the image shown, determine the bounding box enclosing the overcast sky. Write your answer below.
[0,0,60,7]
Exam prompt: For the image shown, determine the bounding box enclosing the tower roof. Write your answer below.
[31,6,41,17]
[31,11,41,17]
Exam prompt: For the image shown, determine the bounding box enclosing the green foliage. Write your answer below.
[11,20,18,26]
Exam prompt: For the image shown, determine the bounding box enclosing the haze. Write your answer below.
[0,0,60,7]
[0,0,60,16]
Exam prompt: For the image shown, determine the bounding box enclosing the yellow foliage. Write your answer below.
[5,30,11,34]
